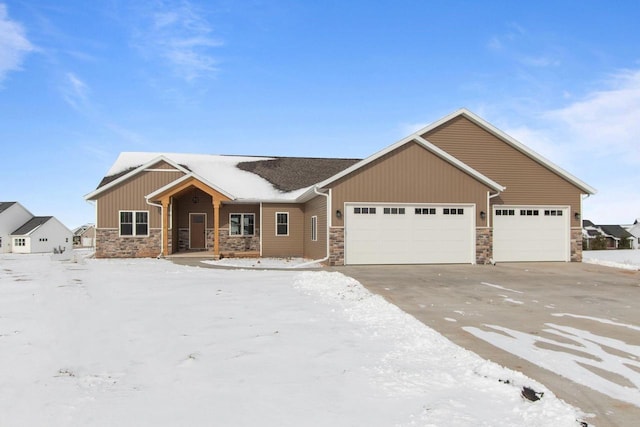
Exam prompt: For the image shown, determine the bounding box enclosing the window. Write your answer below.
[383,207,405,215]
[443,208,464,215]
[120,211,148,236]
[39,238,48,242]
[14,238,26,246]
[520,209,539,216]
[415,208,436,215]
[495,209,515,216]
[230,213,255,236]
[544,210,563,216]
[276,212,289,236]
[354,207,376,214]
[311,216,318,241]
[0,237,2,248]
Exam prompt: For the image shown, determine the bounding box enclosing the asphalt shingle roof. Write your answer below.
[0,202,16,215]
[12,216,52,236]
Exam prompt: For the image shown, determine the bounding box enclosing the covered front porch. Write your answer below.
[147,176,260,259]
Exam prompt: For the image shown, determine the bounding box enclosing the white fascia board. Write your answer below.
[85,155,189,200]
[315,133,420,189]
[412,108,597,195]
[315,132,505,193]
[413,136,505,192]
[145,172,236,202]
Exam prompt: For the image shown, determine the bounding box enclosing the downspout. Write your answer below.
[293,186,330,268]
[487,190,502,228]
[146,198,164,258]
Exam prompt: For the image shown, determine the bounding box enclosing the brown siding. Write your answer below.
[262,203,304,257]
[328,141,491,227]
[96,168,185,228]
[423,116,584,227]
[303,195,327,260]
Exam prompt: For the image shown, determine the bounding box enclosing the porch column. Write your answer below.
[162,200,170,256]
[213,199,221,259]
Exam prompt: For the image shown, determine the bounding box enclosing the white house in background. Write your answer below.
[0,202,33,254]
[11,216,73,254]
[625,219,640,249]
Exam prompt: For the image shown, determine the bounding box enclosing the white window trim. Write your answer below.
[276,212,289,236]
[311,215,318,242]
[119,210,149,237]
[229,213,256,237]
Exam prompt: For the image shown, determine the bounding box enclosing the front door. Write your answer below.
[189,213,206,250]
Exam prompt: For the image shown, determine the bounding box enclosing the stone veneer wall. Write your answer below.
[173,228,261,253]
[475,228,492,264]
[328,227,345,266]
[218,228,261,253]
[95,229,161,258]
[570,228,583,262]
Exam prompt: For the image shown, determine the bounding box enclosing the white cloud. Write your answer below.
[0,3,34,84]
[62,72,89,110]
[545,69,640,164]
[133,1,222,82]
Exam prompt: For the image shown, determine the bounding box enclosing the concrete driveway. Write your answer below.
[333,262,640,427]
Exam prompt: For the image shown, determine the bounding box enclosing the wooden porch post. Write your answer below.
[162,200,170,256]
[213,199,221,259]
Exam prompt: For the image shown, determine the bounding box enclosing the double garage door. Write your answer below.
[344,203,475,265]
[493,206,570,262]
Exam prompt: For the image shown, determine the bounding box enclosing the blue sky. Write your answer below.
[1,0,639,228]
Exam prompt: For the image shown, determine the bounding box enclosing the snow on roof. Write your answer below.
[103,152,313,201]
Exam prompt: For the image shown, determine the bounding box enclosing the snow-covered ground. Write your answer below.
[0,253,584,426]
[202,257,322,269]
[583,249,640,270]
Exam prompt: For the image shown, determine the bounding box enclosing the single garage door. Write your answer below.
[344,203,475,265]
[493,206,570,262]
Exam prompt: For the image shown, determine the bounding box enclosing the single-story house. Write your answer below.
[624,219,640,249]
[10,216,74,254]
[583,220,636,250]
[0,202,33,253]
[85,108,596,265]
[73,224,96,248]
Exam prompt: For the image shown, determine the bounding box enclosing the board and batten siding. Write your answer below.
[328,141,492,227]
[423,116,584,227]
[261,203,304,257]
[303,195,327,260]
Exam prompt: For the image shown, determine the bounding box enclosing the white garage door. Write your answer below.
[493,206,570,262]
[344,203,475,265]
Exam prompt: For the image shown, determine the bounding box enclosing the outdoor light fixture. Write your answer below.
[574,212,581,220]
[480,211,486,220]
[336,209,342,218]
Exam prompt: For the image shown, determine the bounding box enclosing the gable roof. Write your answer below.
[599,224,633,240]
[86,153,359,202]
[0,202,17,215]
[315,134,506,192]
[414,108,596,195]
[12,216,53,236]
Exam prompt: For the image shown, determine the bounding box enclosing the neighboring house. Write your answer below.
[624,219,640,249]
[85,108,596,265]
[583,220,636,249]
[598,224,634,249]
[73,224,96,248]
[0,202,33,254]
[10,216,73,254]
